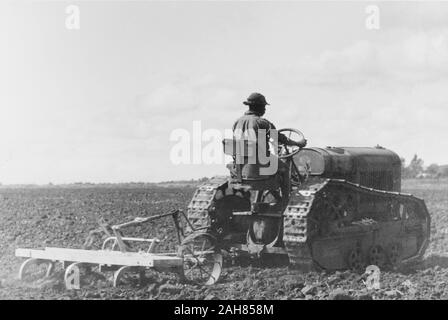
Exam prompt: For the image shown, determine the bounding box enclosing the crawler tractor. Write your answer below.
[15,129,430,288]
[185,129,430,283]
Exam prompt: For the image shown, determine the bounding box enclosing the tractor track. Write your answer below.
[283,178,431,270]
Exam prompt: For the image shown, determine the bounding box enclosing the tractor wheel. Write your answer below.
[178,232,222,286]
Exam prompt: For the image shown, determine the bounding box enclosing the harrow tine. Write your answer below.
[18,258,53,282]
[113,266,145,288]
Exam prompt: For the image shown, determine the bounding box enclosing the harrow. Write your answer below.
[15,209,223,289]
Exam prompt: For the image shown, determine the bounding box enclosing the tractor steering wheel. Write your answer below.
[277,128,305,159]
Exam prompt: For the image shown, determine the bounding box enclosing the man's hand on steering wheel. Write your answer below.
[292,138,307,148]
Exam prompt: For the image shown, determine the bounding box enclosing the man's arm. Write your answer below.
[288,136,307,148]
[280,134,307,147]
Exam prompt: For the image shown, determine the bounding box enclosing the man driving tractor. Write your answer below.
[228,92,307,205]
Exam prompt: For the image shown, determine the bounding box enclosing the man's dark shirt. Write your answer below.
[231,110,288,179]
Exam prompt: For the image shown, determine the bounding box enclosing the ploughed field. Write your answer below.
[0,179,448,300]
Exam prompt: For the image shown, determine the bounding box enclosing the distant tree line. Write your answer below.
[401,154,448,179]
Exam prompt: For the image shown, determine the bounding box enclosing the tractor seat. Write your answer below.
[226,163,282,191]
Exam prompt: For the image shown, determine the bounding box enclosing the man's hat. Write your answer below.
[243,92,270,106]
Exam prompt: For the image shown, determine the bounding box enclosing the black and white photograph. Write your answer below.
[0,0,448,306]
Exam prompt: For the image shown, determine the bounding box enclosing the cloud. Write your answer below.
[130,81,239,131]
[280,29,448,89]
[382,2,448,29]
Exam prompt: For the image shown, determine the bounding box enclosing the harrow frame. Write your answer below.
[15,209,223,289]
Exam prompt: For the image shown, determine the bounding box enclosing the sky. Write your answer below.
[0,1,448,184]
